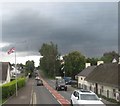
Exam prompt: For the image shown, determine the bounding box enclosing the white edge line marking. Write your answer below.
[57,100,62,105]
[33,92,37,105]
[30,87,33,105]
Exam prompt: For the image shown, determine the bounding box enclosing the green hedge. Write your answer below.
[17,78,26,90]
[2,77,26,99]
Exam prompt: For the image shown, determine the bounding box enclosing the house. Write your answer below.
[85,62,120,101]
[0,62,11,85]
[11,66,21,76]
[76,62,96,90]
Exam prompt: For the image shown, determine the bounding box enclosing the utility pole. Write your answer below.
[15,50,18,96]
[63,71,65,78]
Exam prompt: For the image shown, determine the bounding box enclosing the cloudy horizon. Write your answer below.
[1,2,118,65]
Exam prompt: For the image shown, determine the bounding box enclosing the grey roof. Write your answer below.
[85,63,120,88]
[0,62,10,81]
[77,66,96,77]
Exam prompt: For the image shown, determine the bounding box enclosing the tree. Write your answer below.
[16,63,24,70]
[86,57,99,65]
[25,60,35,77]
[39,42,60,78]
[63,51,85,79]
[101,51,119,63]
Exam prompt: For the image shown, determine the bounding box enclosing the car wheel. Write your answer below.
[70,100,73,106]
[65,87,67,91]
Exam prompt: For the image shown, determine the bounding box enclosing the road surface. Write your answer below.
[32,79,59,104]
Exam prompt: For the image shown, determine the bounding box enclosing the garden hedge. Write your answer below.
[2,77,26,99]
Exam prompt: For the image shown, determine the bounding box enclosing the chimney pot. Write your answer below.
[97,61,104,66]
[118,57,120,64]
[85,63,91,68]
[112,58,117,63]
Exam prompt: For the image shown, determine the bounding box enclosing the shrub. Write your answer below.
[2,77,26,99]
[17,78,26,90]
[98,94,120,104]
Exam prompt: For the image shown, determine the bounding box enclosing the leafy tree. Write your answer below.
[39,42,60,78]
[101,51,119,63]
[63,51,85,79]
[17,63,24,70]
[25,60,35,77]
[86,57,99,65]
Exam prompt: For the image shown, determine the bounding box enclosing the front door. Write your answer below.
[95,83,98,94]
[107,90,109,98]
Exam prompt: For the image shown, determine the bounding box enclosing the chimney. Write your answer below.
[112,58,117,63]
[97,61,104,66]
[85,63,91,68]
[118,57,120,64]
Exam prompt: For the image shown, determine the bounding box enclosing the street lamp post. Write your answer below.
[63,71,65,78]
[15,50,18,96]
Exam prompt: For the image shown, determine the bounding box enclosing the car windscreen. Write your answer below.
[80,94,99,100]
[37,80,42,83]
[58,80,65,84]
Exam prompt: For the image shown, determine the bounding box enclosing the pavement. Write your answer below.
[2,78,34,105]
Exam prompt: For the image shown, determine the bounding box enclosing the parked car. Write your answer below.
[64,77,71,85]
[37,79,43,86]
[66,80,77,85]
[55,79,67,91]
[70,89,105,106]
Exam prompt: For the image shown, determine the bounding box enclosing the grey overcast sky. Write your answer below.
[1,2,118,61]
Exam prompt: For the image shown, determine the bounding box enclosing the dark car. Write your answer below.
[70,80,78,88]
[64,77,72,85]
[55,79,67,91]
[37,80,43,86]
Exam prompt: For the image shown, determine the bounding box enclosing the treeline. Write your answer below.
[12,60,35,77]
[39,42,119,79]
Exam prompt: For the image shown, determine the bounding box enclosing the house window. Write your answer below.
[78,83,81,88]
[100,89,102,95]
[107,90,109,98]
[113,89,116,97]
[90,85,92,90]
[101,86,104,93]
[84,85,87,90]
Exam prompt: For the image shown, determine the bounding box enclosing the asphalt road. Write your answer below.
[45,79,73,102]
[32,79,59,104]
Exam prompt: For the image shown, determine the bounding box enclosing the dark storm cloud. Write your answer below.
[3,8,55,54]
[2,2,118,57]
